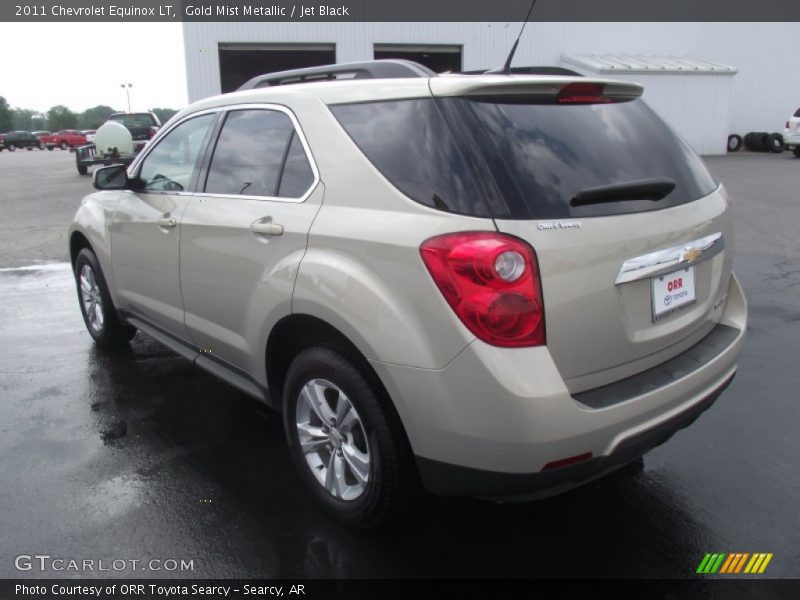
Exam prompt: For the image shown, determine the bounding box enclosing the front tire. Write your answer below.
[283,346,419,527]
[74,248,136,347]
[60,141,68,150]
[793,147,800,158]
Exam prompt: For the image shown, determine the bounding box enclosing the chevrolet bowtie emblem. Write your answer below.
[682,247,703,263]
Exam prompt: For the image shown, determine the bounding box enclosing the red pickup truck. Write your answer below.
[32,131,57,150]
[52,130,87,150]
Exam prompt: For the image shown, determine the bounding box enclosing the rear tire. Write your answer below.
[794,147,800,158]
[38,142,45,150]
[60,141,68,150]
[8,144,16,152]
[283,346,420,527]
[47,146,53,151]
[74,248,136,347]
[726,134,742,153]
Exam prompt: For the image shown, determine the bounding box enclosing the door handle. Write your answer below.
[157,215,177,229]
[250,217,284,237]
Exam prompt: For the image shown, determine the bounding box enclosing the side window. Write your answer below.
[330,99,489,217]
[277,132,315,198]
[204,109,314,198]
[138,113,214,192]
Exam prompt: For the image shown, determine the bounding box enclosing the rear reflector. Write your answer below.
[542,452,593,471]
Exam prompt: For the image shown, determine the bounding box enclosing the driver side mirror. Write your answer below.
[93,164,130,190]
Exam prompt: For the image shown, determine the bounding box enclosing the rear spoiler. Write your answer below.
[430,76,644,103]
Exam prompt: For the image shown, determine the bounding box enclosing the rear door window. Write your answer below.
[204,109,315,199]
[277,132,315,198]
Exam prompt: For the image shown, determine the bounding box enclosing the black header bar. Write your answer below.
[3,0,800,22]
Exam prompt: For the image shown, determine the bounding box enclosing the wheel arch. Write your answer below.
[69,230,93,267]
[267,314,373,408]
[265,313,418,449]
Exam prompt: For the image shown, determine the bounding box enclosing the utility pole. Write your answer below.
[120,83,133,112]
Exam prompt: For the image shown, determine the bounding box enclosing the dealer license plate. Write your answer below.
[652,266,696,321]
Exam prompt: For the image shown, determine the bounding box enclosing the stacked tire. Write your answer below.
[727,134,743,152]
[743,132,784,153]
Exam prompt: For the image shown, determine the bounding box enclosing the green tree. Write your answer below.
[151,107,179,125]
[12,108,37,130]
[30,114,47,130]
[78,105,117,129]
[0,96,12,132]
[47,105,78,131]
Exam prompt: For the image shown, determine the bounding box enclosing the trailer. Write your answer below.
[74,144,139,175]
[73,119,150,175]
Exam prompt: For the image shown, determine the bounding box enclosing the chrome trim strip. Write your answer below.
[615,232,724,285]
[127,102,320,204]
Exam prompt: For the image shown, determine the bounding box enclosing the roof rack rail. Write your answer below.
[237,59,436,91]
[463,66,584,77]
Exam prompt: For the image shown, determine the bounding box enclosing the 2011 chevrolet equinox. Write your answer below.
[69,60,747,527]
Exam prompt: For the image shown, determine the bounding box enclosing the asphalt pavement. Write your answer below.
[0,149,798,578]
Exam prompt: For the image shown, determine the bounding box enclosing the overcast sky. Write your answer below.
[0,23,188,113]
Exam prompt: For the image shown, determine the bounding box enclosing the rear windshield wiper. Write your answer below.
[570,178,676,207]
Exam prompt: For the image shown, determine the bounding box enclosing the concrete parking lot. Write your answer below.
[0,149,798,578]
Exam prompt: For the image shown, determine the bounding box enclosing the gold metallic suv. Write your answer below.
[69,60,747,526]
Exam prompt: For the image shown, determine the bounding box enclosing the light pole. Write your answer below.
[120,83,133,112]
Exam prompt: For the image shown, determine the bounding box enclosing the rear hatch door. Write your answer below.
[431,77,733,390]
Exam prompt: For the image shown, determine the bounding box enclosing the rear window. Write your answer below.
[332,97,717,220]
[111,114,157,128]
[458,97,718,219]
[795,107,800,118]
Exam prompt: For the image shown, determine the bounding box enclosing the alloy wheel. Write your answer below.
[79,264,104,333]
[295,378,371,501]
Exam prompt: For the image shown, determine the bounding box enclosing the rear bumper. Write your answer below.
[417,373,734,498]
[784,131,800,147]
[372,274,746,497]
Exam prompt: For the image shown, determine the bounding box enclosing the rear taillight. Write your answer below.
[420,232,545,347]
[787,121,791,129]
[557,82,612,105]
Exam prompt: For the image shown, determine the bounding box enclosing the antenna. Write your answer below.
[499,0,538,75]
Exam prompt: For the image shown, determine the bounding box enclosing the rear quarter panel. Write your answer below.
[290,92,493,370]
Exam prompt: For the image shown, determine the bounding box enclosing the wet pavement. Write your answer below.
[0,152,799,579]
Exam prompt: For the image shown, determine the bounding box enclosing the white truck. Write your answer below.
[784,107,800,158]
